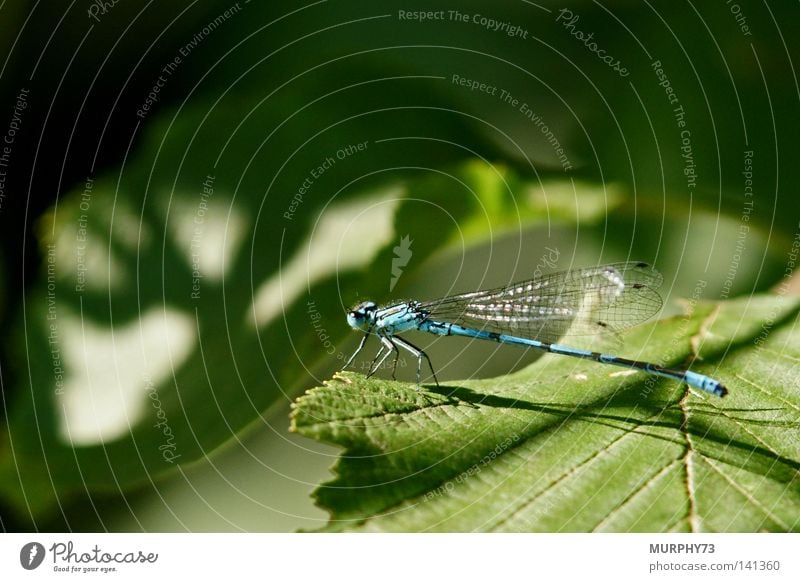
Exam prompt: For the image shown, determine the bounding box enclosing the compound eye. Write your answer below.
[351,301,376,315]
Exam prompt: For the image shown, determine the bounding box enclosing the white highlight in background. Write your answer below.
[56,308,195,445]
[249,188,402,329]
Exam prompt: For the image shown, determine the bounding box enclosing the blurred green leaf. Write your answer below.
[1,123,606,520]
[291,294,800,532]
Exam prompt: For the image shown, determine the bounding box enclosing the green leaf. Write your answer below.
[291,293,800,532]
[2,135,611,521]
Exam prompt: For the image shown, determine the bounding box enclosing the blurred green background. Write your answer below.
[0,0,797,531]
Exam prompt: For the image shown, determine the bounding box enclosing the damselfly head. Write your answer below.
[347,301,377,330]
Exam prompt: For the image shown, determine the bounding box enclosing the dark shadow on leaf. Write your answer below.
[423,383,800,482]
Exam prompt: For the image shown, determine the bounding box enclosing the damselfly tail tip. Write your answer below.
[715,384,728,398]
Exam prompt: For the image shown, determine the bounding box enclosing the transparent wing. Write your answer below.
[419,262,663,343]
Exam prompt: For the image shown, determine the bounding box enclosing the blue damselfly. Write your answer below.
[343,262,726,397]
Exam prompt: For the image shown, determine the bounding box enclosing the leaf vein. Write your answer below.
[592,458,680,532]
[702,456,791,530]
